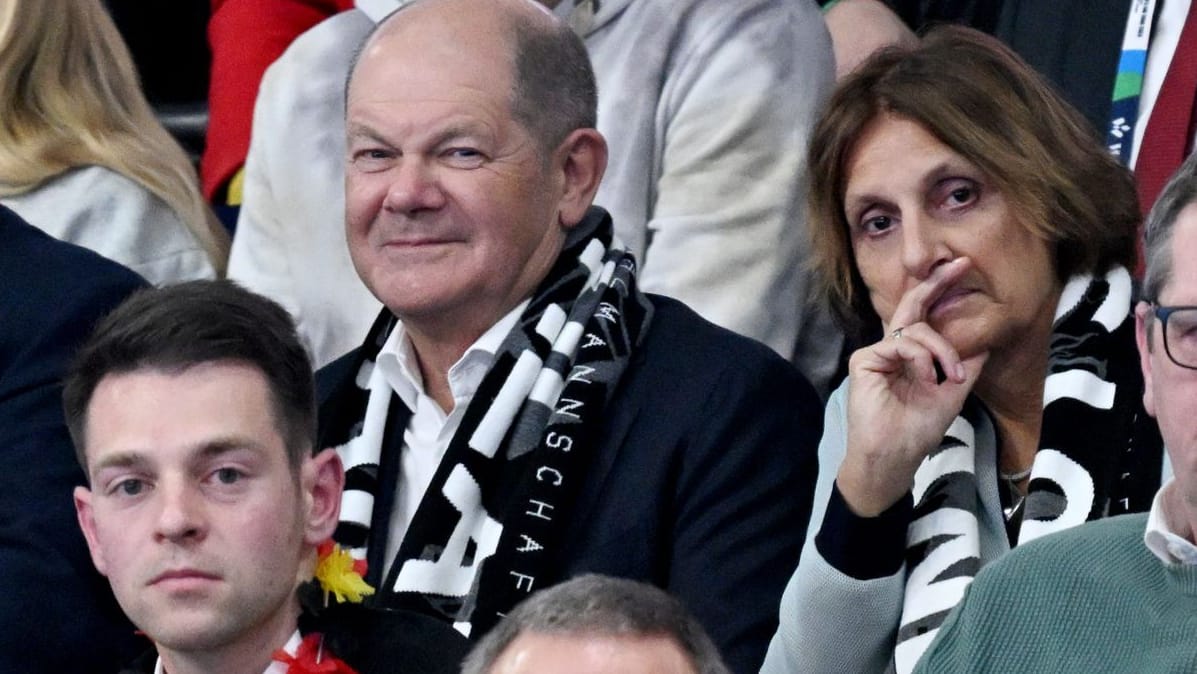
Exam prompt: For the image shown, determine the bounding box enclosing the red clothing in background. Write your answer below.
[202,0,354,200]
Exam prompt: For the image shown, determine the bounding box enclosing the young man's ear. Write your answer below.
[553,128,608,229]
[73,486,109,577]
[1135,301,1157,418]
[302,448,345,544]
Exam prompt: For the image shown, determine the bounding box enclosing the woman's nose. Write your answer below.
[900,212,952,279]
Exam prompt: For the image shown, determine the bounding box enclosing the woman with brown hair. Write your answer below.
[761,26,1163,674]
[0,0,228,283]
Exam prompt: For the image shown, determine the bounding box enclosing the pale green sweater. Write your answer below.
[914,513,1197,673]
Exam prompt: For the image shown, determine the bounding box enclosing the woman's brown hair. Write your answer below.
[808,25,1138,340]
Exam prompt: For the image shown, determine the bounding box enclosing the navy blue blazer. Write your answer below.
[318,294,823,674]
[0,206,147,672]
[996,0,1130,138]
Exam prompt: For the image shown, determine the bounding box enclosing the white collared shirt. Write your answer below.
[374,301,528,570]
[154,630,302,674]
[1144,478,1197,565]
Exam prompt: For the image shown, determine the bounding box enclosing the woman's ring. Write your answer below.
[891,327,904,340]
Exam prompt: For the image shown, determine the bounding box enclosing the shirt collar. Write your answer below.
[375,301,528,413]
[1145,478,1197,565]
[153,631,303,674]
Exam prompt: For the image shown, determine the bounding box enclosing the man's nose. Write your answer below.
[153,480,206,544]
[382,159,447,215]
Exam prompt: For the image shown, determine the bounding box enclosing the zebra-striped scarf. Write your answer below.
[892,266,1163,673]
[323,207,652,637]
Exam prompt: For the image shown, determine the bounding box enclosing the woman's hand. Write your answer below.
[836,258,989,516]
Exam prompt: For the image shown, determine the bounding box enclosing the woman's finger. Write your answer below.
[891,322,966,383]
[854,322,960,384]
[887,257,972,332]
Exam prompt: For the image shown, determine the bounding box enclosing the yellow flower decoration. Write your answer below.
[314,540,375,604]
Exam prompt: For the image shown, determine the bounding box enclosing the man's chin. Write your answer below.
[138,609,241,653]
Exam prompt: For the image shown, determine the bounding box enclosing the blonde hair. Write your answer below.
[0,0,228,273]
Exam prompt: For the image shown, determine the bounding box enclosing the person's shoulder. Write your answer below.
[977,513,1150,588]
[313,604,471,674]
[115,649,157,674]
[667,0,826,30]
[0,203,145,291]
[636,294,821,407]
[641,294,791,367]
[619,0,810,17]
[316,346,366,405]
[1024,512,1149,556]
[270,8,375,80]
[7,166,164,220]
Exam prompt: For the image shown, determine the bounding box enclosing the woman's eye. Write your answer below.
[941,180,980,209]
[947,187,974,205]
[861,214,893,234]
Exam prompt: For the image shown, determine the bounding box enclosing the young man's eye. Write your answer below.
[213,467,243,485]
[114,478,145,497]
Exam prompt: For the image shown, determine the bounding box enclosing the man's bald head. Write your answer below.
[347,0,597,153]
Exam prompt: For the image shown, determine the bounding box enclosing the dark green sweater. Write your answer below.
[915,513,1197,673]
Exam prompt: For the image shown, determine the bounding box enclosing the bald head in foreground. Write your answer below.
[316,1,823,671]
[462,575,731,674]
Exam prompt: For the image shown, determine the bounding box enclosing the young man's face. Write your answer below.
[74,361,335,658]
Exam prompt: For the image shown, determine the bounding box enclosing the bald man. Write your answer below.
[314,2,823,672]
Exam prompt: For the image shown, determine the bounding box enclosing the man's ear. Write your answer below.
[74,486,109,577]
[552,128,608,229]
[1135,301,1157,418]
[302,448,345,545]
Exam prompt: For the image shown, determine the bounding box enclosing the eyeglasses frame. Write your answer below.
[1147,303,1197,371]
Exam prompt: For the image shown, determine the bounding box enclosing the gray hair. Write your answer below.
[345,0,597,153]
[1143,152,1197,302]
[460,575,731,674]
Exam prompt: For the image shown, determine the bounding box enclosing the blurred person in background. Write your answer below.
[0,0,228,284]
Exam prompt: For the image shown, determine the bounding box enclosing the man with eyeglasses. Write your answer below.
[911,153,1197,673]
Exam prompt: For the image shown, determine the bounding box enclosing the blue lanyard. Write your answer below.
[1108,0,1159,164]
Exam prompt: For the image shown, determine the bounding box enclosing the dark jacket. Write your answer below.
[0,205,147,673]
[317,294,824,674]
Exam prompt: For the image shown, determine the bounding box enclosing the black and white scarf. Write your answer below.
[891,266,1163,673]
[321,207,652,637]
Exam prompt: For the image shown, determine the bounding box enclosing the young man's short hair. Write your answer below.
[63,279,316,470]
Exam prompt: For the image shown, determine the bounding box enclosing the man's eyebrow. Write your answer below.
[195,437,270,461]
[90,451,147,474]
[346,124,390,144]
[347,121,490,147]
[89,438,268,474]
